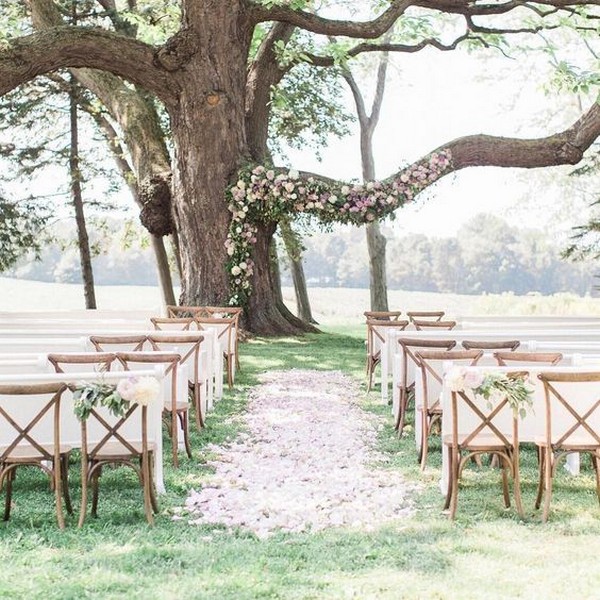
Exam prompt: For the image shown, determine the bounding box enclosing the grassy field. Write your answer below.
[2,277,600,324]
[1,323,600,598]
[3,279,600,597]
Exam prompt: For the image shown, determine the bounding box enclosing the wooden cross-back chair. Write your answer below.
[412,319,457,331]
[194,317,236,389]
[406,311,445,323]
[536,371,600,522]
[89,335,147,353]
[48,352,116,374]
[167,306,243,371]
[462,340,521,352]
[494,351,563,367]
[363,311,403,321]
[415,349,484,470]
[116,351,191,468]
[445,371,526,520]
[0,382,72,528]
[394,338,457,435]
[365,320,410,392]
[150,317,197,331]
[146,334,206,429]
[73,380,159,526]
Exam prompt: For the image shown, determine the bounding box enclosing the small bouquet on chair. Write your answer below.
[72,376,161,421]
[445,367,534,418]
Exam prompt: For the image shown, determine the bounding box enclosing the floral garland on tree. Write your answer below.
[225,150,453,306]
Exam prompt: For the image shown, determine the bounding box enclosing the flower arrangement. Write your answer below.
[225,150,453,306]
[72,376,161,421]
[445,367,534,418]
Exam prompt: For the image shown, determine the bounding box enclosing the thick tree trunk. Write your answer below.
[366,221,389,311]
[150,234,176,307]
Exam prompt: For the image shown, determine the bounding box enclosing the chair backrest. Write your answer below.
[407,311,445,323]
[415,349,484,411]
[195,317,235,356]
[78,386,158,459]
[398,338,457,388]
[450,373,523,448]
[116,352,180,411]
[364,311,403,322]
[48,352,116,374]
[150,317,197,331]
[413,319,456,331]
[462,340,520,352]
[494,351,563,367]
[538,371,600,448]
[146,334,204,384]
[366,320,410,357]
[0,382,67,461]
[89,335,147,352]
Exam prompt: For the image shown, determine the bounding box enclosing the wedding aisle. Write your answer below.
[181,369,416,537]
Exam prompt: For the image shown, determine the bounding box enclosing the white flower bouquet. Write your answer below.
[445,367,534,418]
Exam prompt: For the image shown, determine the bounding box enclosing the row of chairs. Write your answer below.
[365,310,453,391]
[446,370,600,522]
[0,378,159,528]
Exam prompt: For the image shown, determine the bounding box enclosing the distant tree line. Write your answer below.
[284,214,597,296]
[3,213,597,297]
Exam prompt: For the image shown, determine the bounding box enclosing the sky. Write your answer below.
[284,41,596,239]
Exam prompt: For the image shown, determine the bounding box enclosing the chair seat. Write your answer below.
[0,444,72,460]
[163,401,190,412]
[535,436,600,451]
[443,433,513,450]
[89,440,157,458]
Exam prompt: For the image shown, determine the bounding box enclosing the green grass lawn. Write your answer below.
[2,327,600,599]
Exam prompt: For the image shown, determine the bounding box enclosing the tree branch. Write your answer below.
[441,100,600,173]
[250,0,413,38]
[0,26,176,103]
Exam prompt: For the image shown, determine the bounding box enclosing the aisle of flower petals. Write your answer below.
[181,369,416,537]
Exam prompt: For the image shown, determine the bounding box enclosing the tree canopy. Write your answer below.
[1,0,599,332]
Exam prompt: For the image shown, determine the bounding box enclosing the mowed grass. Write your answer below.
[2,279,600,597]
[2,327,600,599]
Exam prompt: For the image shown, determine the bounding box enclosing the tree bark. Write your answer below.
[69,76,96,308]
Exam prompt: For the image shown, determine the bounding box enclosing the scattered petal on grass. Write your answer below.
[182,369,416,536]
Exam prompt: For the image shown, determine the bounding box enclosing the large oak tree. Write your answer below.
[1,0,599,333]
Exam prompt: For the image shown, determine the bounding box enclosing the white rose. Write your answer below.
[328,195,338,204]
[285,182,295,193]
[239,262,247,270]
[288,169,299,180]
[341,185,350,195]
[231,266,242,276]
[463,368,485,389]
[237,180,246,189]
[131,377,161,406]
[445,367,466,392]
[117,377,137,401]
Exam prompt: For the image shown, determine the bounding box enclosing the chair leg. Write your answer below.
[535,447,545,510]
[180,412,193,459]
[592,453,600,505]
[91,467,101,518]
[512,449,524,519]
[449,450,460,519]
[500,455,511,509]
[367,358,374,392]
[170,409,179,469]
[395,387,405,433]
[61,454,73,516]
[443,448,453,511]
[141,454,154,526]
[419,414,429,471]
[3,468,14,521]
[148,453,159,515]
[53,458,65,530]
[79,459,89,528]
[542,448,554,522]
[226,355,234,389]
